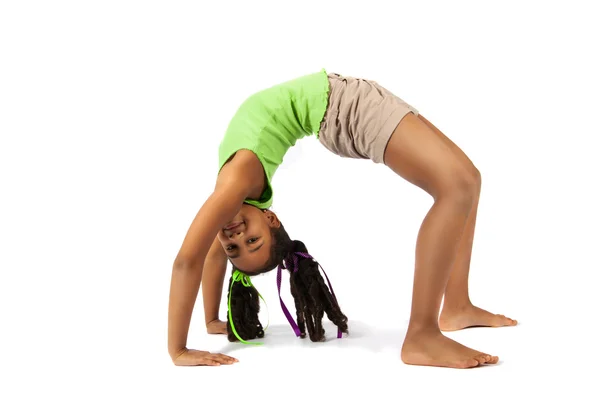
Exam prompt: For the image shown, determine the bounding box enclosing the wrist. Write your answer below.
[169,346,187,361]
[206,317,220,326]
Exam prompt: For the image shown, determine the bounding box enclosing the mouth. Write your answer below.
[224,221,244,231]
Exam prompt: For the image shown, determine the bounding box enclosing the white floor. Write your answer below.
[6,312,594,408]
[3,258,596,408]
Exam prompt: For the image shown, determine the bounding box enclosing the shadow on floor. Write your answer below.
[216,320,407,355]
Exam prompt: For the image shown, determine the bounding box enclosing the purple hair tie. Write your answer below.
[276,252,343,339]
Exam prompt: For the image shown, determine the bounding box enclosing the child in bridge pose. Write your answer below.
[168,69,517,369]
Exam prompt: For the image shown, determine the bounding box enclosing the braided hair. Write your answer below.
[226,223,348,342]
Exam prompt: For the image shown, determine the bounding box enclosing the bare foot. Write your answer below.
[401,329,498,369]
[439,304,517,331]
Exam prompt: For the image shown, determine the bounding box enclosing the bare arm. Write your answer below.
[168,150,265,364]
[168,188,245,359]
[202,235,228,327]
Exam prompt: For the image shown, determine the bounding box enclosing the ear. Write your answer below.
[263,209,281,228]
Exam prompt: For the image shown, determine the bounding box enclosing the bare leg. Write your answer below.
[417,115,517,331]
[383,113,497,368]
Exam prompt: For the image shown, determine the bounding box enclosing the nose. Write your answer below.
[224,223,245,238]
[226,230,244,240]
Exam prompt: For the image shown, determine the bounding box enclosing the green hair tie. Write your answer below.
[227,269,269,345]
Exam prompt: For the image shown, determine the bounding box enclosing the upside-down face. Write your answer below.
[217,204,281,272]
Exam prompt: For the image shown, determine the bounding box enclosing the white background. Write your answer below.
[1,0,598,408]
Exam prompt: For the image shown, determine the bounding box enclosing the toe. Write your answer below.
[474,354,489,364]
[473,356,486,365]
[495,314,514,326]
[461,358,480,368]
[487,356,499,364]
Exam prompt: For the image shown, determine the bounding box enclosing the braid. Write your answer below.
[287,240,348,342]
[226,271,264,342]
[228,222,348,343]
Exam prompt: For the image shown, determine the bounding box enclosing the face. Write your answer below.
[217,204,281,272]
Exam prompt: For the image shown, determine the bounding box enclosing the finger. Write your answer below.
[208,326,228,335]
[208,327,225,334]
[215,353,238,363]
[206,328,227,335]
[201,359,221,366]
[214,355,237,364]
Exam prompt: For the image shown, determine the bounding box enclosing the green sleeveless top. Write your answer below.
[218,69,330,209]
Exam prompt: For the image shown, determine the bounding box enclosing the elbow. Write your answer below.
[172,257,200,271]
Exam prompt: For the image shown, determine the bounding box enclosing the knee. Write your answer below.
[438,167,481,207]
[457,162,481,197]
[468,165,481,195]
[470,164,482,193]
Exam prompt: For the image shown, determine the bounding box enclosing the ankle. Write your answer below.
[441,299,473,313]
[406,322,442,338]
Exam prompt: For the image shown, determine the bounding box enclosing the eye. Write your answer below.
[248,237,258,244]
[226,245,236,251]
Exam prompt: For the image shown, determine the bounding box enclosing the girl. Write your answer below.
[167,69,517,369]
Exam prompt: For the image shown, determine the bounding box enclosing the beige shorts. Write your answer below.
[318,72,419,164]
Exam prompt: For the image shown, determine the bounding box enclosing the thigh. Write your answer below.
[383,113,471,198]
[418,114,479,176]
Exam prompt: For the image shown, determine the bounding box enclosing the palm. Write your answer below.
[207,319,227,334]
[173,349,237,366]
